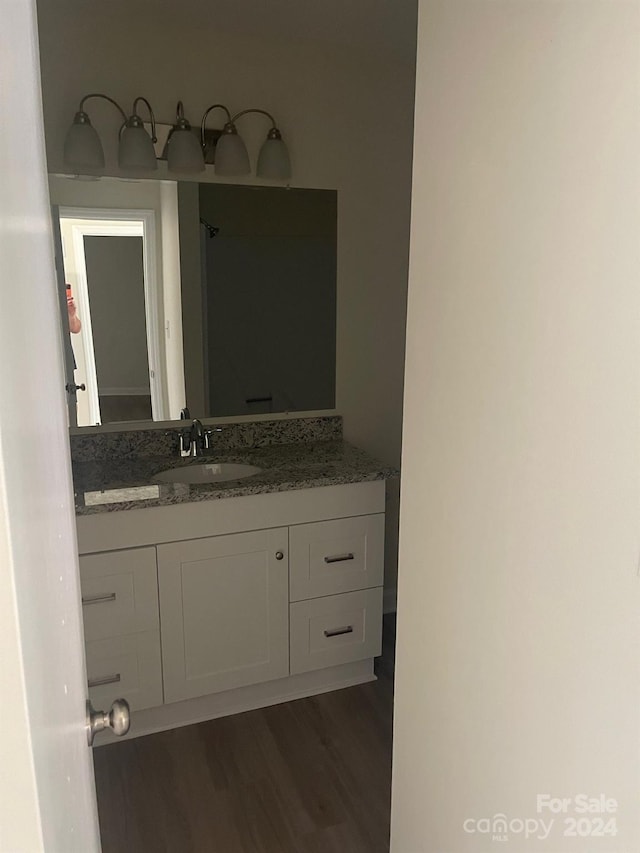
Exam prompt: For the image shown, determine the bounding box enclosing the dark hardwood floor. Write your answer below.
[94,615,396,853]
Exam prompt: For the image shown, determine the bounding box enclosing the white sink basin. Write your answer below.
[155,462,262,485]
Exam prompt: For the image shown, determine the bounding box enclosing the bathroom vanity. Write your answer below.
[72,417,394,742]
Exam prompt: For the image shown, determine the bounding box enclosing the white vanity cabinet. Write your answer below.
[76,480,386,739]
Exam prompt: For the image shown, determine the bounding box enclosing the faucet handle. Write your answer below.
[203,426,224,450]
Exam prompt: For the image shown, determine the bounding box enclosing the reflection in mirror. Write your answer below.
[51,176,337,427]
[83,235,150,422]
[180,183,337,418]
[58,210,160,426]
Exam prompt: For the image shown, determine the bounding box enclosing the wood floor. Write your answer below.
[93,615,395,853]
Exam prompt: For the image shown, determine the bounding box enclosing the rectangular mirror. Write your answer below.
[51,176,337,427]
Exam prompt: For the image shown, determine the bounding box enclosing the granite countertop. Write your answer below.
[73,439,397,515]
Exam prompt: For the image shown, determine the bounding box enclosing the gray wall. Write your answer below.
[83,235,149,394]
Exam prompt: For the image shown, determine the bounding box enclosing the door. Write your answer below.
[0,2,101,849]
[158,528,290,702]
[51,205,83,427]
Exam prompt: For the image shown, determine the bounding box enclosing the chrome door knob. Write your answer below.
[86,698,131,746]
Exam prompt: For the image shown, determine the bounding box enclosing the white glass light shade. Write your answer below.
[119,124,157,171]
[167,127,205,173]
[215,131,250,176]
[257,136,291,180]
[63,115,105,169]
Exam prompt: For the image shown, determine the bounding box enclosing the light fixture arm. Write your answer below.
[231,108,277,127]
[78,93,128,125]
[174,101,192,128]
[132,96,157,143]
[200,104,232,148]
[229,108,284,144]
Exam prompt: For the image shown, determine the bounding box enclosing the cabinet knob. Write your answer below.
[275,551,284,561]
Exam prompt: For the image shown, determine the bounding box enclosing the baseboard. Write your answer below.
[383,586,397,614]
[94,658,376,746]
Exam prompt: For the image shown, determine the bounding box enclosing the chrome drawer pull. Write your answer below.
[82,592,116,606]
[324,553,355,564]
[324,625,354,638]
[88,673,121,688]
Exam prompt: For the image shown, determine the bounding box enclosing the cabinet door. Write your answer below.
[158,528,289,703]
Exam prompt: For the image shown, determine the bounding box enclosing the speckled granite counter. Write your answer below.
[73,439,397,516]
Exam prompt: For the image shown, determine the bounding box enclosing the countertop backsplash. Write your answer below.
[69,415,343,463]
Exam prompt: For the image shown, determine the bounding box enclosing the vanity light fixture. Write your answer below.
[215,108,291,180]
[63,93,158,172]
[166,101,205,173]
[63,93,123,170]
[200,102,232,164]
[119,97,158,171]
[214,118,251,177]
[63,94,291,179]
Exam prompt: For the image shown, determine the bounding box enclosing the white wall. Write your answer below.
[36,0,417,599]
[392,2,640,850]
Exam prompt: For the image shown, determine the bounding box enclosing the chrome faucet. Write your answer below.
[180,419,205,457]
[179,420,224,457]
[190,419,204,457]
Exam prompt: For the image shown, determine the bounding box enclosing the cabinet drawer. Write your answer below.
[86,631,163,712]
[289,514,384,601]
[79,547,159,641]
[290,587,383,675]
